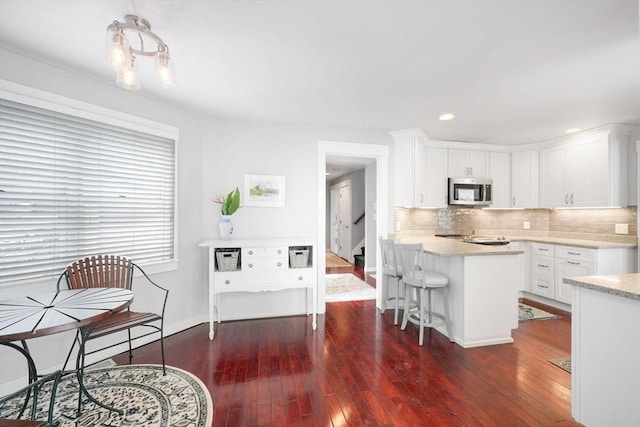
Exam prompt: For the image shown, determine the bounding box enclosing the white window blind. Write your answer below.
[0,98,175,284]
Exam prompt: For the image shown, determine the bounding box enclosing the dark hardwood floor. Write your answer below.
[113,270,581,426]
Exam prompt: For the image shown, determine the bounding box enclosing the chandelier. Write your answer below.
[104,15,176,90]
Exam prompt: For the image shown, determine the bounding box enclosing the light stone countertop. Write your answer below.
[396,236,524,257]
[564,274,640,301]
[507,235,636,249]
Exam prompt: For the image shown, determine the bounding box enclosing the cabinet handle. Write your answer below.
[567,261,580,265]
[248,250,253,255]
[567,251,581,256]
[277,262,282,267]
[570,194,574,204]
[539,248,548,252]
[225,280,230,284]
[538,284,549,289]
[248,263,253,268]
[537,264,549,268]
[470,167,473,175]
[512,196,516,206]
[420,193,424,203]
[277,249,282,254]
[298,276,303,281]
[564,194,569,205]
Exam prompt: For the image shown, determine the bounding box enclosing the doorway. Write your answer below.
[317,141,389,314]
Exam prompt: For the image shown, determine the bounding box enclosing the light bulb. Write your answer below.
[116,58,140,90]
[105,28,131,73]
[154,51,176,88]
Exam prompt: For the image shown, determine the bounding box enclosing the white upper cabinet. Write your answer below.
[421,146,448,208]
[448,149,489,177]
[489,151,510,208]
[540,130,628,208]
[391,129,448,208]
[511,150,539,208]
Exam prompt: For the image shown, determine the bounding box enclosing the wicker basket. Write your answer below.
[289,248,309,269]
[216,249,239,271]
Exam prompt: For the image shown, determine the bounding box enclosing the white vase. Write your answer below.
[219,215,233,240]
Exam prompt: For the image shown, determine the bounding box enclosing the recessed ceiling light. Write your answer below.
[439,113,455,121]
[325,172,330,176]
[566,128,581,134]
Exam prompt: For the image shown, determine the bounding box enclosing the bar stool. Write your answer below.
[378,237,406,325]
[396,243,454,346]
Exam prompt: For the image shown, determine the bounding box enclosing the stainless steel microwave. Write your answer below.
[448,177,492,206]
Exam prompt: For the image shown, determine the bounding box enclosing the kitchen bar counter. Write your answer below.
[396,235,522,348]
[397,235,524,256]
[565,273,640,426]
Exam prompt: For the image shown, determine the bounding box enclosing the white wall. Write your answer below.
[0,48,206,386]
[200,119,390,320]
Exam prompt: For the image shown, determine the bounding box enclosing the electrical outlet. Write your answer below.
[615,224,629,235]
[523,221,530,230]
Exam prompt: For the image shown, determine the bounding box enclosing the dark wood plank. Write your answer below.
[112,283,582,426]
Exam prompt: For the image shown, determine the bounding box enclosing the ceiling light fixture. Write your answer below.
[439,113,455,121]
[105,15,175,90]
[566,128,581,134]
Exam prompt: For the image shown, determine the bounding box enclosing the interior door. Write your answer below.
[338,182,351,261]
[329,185,339,254]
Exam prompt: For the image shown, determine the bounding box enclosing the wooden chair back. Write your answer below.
[64,255,133,290]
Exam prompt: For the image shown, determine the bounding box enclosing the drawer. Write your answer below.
[213,272,251,291]
[243,247,287,259]
[531,275,554,298]
[556,245,595,263]
[244,258,287,271]
[532,256,554,276]
[531,243,555,257]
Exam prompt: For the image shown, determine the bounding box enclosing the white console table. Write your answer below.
[199,238,318,339]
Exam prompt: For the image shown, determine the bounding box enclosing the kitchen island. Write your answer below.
[564,273,640,427]
[396,236,524,348]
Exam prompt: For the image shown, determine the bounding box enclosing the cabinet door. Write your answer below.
[489,152,510,208]
[467,150,489,177]
[423,147,448,207]
[414,140,428,207]
[555,259,595,304]
[448,149,469,176]
[511,150,539,208]
[393,135,416,206]
[566,135,609,207]
[540,146,567,207]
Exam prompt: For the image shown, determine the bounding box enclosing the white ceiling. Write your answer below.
[0,0,639,145]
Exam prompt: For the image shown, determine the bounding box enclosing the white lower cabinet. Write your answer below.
[530,243,555,298]
[529,242,635,306]
[554,246,595,304]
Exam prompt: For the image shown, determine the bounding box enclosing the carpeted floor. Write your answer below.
[326,273,376,302]
[518,303,560,322]
[326,251,352,267]
[1,364,212,426]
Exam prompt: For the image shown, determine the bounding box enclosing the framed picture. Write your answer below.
[243,174,286,207]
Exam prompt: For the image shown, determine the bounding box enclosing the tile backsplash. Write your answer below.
[394,206,637,244]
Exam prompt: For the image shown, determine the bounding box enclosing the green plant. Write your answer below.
[213,187,240,215]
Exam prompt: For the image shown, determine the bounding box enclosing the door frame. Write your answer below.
[317,141,389,314]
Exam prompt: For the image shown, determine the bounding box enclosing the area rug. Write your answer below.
[0,364,213,426]
[518,303,560,322]
[326,273,376,302]
[550,357,572,373]
[326,251,352,267]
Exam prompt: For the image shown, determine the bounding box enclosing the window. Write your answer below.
[0,96,176,285]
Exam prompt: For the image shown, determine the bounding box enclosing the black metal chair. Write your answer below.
[0,370,62,426]
[56,255,169,375]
